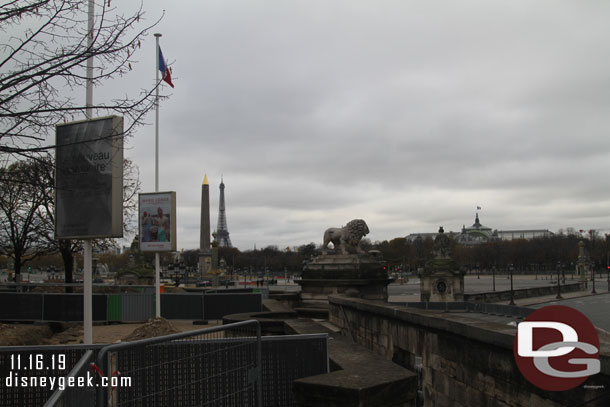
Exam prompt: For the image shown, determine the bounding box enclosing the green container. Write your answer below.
[107,295,122,321]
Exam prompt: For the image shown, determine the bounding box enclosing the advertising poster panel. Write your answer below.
[55,116,123,239]
[139,192,177,252]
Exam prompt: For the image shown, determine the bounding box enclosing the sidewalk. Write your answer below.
[499,288,610,307]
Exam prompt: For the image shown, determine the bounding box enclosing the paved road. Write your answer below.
[386,274,592,298]
[526,292,610,332]
[388,276,610,331]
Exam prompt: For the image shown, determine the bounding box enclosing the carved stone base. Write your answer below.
[298,254,391,308]
[420,259,464,302]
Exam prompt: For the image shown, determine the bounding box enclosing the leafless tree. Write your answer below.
[1,0,164,166]
[0,158,53,282]
[0,155,141,289]
[40,156,141,291]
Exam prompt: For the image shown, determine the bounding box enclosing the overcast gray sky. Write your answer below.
[103,0,610,250]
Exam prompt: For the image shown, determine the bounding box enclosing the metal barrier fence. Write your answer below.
[0,292,262,323]
[202,293,263,320]
[0,323,329,406]
[43,350,95,407]
[95,320,263,407]
[0,344,103,406]
[259,334,329,406]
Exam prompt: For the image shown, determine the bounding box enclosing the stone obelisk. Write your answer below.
[199,175,212,276]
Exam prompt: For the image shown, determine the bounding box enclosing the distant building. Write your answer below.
[494,229,553,241]
[455,213,495,245]
[406,213,553,245]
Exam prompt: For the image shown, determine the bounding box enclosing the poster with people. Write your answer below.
[139,192,177,252]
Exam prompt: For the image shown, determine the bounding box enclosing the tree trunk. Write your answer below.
[13,262,21,285]
[60,241,74,293]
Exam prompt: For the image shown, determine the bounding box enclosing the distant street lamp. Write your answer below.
[606,234,610,291]
[508,264,515,306]
[492,265,496,292]
[556,261,562,299]
[591,265,597,294]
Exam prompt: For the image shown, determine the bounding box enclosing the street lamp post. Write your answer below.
[606,236,609,291]
[492,265,496,292]
[556,261,562,299]
[591,266,597,294]
[508,264,515,305]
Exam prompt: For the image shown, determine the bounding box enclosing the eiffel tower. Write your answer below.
[215,177,232,248]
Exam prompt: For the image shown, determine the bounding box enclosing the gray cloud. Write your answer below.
[102,0,610,249]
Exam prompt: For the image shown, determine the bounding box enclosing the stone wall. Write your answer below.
[329,295,610,407]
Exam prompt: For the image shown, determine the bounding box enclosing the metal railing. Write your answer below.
[44,350,96,407]
[0,344,103,407]
[1,321,329,406]
[259,333,329,406]
[95,320,262,407]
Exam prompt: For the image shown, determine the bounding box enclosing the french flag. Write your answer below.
[158,46,174,88]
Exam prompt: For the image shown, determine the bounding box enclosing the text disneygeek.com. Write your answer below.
[4,371,131,391]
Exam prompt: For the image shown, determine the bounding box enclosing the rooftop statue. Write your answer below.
[433,226,451,259]
[322,219,369,255]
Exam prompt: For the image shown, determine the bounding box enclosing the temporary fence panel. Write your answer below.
[96,320,263,407]
[43,350,96,407]
[0,344,102,407]
[1,325,329,406]
[203,293,262,320]
[42,294,107,322]
[260,334,329,406]
[0,291,263,323]
[107,295,122,322]
[160,294,204,320]
[0,293,43,320]
[121,294,155,322]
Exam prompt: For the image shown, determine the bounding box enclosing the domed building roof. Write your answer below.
[457,213,495,245]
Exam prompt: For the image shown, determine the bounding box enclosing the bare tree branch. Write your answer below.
[0,0,166,170]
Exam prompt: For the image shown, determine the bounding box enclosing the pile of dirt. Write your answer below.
[47,324,83,345]
[121,317,178,342]
[0,323,54,346]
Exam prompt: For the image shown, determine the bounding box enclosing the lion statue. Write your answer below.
[322,219,370,255]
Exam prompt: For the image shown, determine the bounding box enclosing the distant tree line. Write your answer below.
[173,233,610,276]
[377,234,610,274]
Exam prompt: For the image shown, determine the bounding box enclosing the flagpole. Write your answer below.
[154,33,161,318]
[82,0,95,346]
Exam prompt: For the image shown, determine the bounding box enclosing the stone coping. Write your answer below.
[330,295,517,350]
[329,295,610,376]
[287,319,417,406]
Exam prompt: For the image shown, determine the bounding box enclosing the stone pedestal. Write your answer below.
[420,259,464,302]
[576,240,590,288]
[298,254,391,308]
